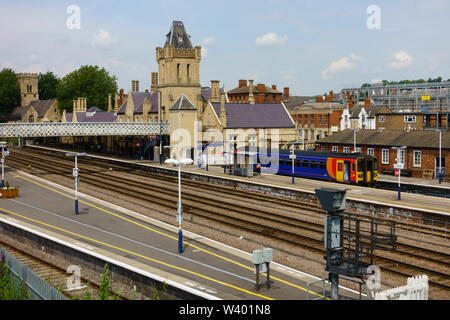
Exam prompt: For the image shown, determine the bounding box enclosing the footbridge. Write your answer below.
[0,122,169,138]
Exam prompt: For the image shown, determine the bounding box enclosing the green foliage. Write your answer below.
[84,284,92,300]
[99,264,111,300]
[151,281,167,300]
[38,72,59,100]
[0,255,31,300]
[56,65,118,112]
[0,68,20,114]
[5,181,9,189]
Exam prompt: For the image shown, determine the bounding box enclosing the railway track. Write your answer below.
[6,147,450,293]
[0,240,128,300]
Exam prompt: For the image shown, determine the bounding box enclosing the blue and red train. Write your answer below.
[234,149,378,186]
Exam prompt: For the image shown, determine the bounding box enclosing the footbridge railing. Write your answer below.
[0,122,169,138]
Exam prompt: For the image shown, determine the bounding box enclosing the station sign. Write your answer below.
[421,95,430,101]
[394,169,399,176]
[289,154,296,159]
[2,151,9,157]
[72,168,79,177]
[394,163,404,170]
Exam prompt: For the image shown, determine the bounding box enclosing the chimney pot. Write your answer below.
[239,79,247,88]
[284,87,290,98]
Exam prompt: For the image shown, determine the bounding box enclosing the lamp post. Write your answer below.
[155,90,163,165]
[0,142,8,188]
[353,129,359,153]
[438,129,442,184]
[65,152,86,215]
[392,146,406,200]
[164,157,194,254]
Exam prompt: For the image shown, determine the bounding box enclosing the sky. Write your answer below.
[1,0,449,96]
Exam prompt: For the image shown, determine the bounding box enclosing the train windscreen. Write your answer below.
[357,158,364,172]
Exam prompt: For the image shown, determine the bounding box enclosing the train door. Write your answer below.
[344,161,351,182]
[336,160,344,182]
[366,158,372,183]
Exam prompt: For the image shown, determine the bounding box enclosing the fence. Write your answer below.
[1,247,67,300]
[375,275,428,300]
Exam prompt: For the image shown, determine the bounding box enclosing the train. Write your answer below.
[230,148,378,186]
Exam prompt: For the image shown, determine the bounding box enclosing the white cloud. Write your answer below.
[255,32,288,46]
[92,29,118,49]
[321,54,359,80]
[201,47,209,59]
[201,37,215,46]
[388,51,413,69]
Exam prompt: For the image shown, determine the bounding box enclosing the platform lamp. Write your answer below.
[0,142,8,188]
[65,152,86,215]
[164,157,194,254]
[392,146,407,200]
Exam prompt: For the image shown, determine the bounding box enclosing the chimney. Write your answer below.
[119,89,124,106]
[108,94,112,112]
[272,85,277,91]
[257,83,265,93]
[151,72,158,92]
[210,80,220,102]
[364,96,371,108]
[248,80,255,105]
[283,87,290,99]
[114,94,119,112]
[220,90,227,128]
[136,80,139,92]
[239,79,247,88]
[145,89,149,92]
[131,80,135,92]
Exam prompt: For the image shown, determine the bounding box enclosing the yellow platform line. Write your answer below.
[10,171,325,299]
[0,206,273,300]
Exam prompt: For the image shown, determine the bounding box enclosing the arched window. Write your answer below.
[177,63,180,77]
[187,64,190,78]
[29,115,34,123]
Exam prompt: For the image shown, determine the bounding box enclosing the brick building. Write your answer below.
[227,80,285,103]
[316,129,449,180]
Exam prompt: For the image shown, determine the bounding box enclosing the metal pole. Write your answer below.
[398,168,401,201]
[330,273,339,300]
[1,151,4,189]
[291,149,294,184]
[75,155,78,215]
[439,130,442,184]
[178,163,183,254]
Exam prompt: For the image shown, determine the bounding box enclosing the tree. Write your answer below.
[0,68,20,114]
[56,65,118,111]
[38,71,59,100]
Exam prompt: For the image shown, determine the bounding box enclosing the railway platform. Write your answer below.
[0,165,364,300]
[20,145,450,218]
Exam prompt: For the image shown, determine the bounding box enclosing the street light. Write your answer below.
[164,157,194,254]
[0,142,8,188]
[392,146,406,200]
[65,152,86,215]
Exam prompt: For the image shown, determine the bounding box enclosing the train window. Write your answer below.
[357,159,364,171]
[352,163,355,172]
[373,158,378,170]
[301,160,309,168]
[279,158,285,166]
[319,161,326,170]
[310,160,318,169]
[294,159,301,167]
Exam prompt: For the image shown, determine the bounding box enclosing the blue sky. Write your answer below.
[1,0,449,96]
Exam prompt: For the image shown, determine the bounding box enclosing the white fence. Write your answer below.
[0,122,169,138]
[375,275,429,300]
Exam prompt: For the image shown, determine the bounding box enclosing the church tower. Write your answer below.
[16,73,39,107]
[155,21,202,122]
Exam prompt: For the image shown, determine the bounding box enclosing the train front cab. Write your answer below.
[356,156,378,186]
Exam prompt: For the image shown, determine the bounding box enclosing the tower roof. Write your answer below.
[165,21,193,49]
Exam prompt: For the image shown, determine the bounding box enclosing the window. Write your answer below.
[319,161,327,170]
[332,146,338,152]
[294,159,301,167]
[318,115,322,126]
[357,159,364,172]
[177,63,180,77]
[301,160,309,168]
[343,147,350,154]
[187,64,190,78]
[367,148,374,156]
[413,150,421,167]
[379,115,386,122]
[311,115,314,125]
[310,160,318,169]
[324,115,328,126]
[382,149,389,164]
[304,115,308,125]
[404,115,416,123]
[397,149,405,165]
[279,158,285,166]
[351,163,355,172]
[355,147,362,153]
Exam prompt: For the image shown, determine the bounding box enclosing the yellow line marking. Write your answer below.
[10,171,325,298]
[0,206,273,300]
